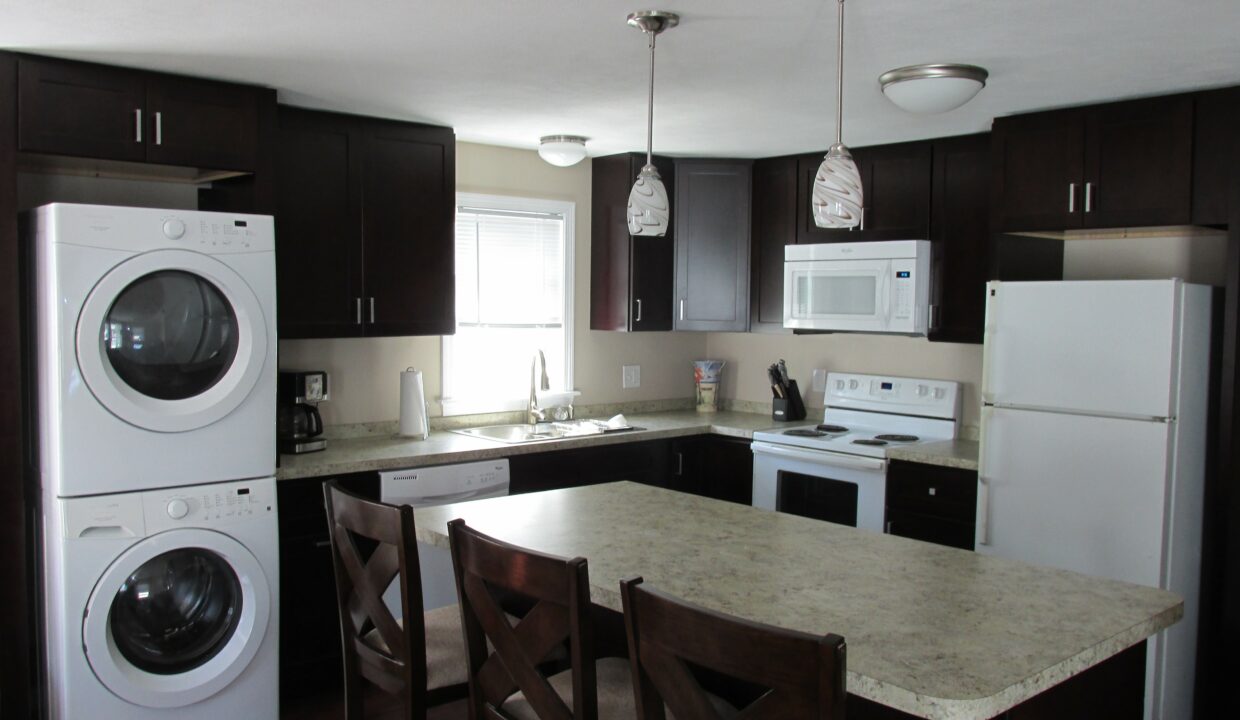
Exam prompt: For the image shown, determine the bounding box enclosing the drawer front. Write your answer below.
[886,462,977,523]
[885,508,975,550]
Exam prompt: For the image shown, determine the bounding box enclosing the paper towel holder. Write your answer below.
[399,367,431,440]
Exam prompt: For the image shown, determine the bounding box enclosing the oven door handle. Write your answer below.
[751,441,887,471]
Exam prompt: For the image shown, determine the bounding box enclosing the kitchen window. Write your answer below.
[441,193,574,416]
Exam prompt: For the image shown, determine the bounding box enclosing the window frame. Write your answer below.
[441,192,575,417]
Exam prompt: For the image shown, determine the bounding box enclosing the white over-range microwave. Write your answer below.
[783,240,931,335]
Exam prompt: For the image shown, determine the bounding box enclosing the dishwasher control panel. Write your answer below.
[379,459,511,507]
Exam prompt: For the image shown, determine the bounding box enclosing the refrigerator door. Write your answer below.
[976,405,1169,587]
[982,280,1180,418]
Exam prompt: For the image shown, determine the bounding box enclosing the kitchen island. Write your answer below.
[414,482,1178,720]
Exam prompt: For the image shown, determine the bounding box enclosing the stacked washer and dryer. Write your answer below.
[30,204,281,719]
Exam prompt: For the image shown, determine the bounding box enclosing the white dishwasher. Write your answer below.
[380,459,510,611]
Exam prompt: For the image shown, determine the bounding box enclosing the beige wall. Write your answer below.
[280,142,707,426]
[1061,232,1228,286]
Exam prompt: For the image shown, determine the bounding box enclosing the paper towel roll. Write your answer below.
[398,368,429,439]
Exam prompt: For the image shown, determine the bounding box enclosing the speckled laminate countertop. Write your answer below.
[275,410,779,480]
[887,439,980,471]
[414,482,1181,720]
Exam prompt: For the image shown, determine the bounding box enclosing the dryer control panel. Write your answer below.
[62,477,276,539]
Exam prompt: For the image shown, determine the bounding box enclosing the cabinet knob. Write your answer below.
[928,487,936,496]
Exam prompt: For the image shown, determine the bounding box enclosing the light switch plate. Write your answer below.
[811,368,828,393]
[622,365,641,389]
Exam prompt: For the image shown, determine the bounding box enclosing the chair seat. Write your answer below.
[362,604,469,690]
[501,657,635,720]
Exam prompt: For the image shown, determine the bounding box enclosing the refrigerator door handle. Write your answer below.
[981,282,1000,403]
[977,475,991,545]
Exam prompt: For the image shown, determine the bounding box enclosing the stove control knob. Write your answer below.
[934,387,945,399]
[167,498,190,520]
[848,379,859,390]
[917,385,929,397]
[162,218,186,240]
[835,380,845,390]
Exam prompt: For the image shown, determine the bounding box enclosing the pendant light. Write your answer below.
[626,10,679,237]
[812,0,863,229]
[879,64,988,114]
[538,135,589,167]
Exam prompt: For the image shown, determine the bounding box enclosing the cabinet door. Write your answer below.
[992,110,1085,232]
[274,108,364,339]
[670,436,753,505]
[884,509,975,550]
[144,75,259,171]
[17,56,145,162]
[674,159,752,331]
[361,121,456,336]
[929,134,990,344]
[1192,88,1240,226]
[858,141,932,240]
[750,156,797,332]
[1084,95,1193,228]
[590,153,674,332]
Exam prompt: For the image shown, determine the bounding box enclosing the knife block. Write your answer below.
[772,379,807,422]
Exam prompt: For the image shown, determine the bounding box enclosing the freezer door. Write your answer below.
[982,280,1180,418]
[976,405,1169,588]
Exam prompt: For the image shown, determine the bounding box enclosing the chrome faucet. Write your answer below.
[527,350,550,424]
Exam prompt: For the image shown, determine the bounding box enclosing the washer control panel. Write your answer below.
[61,478,276,539]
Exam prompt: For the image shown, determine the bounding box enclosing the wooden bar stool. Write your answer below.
[447,518,634,720]
[323,481,468,719]
[620,577,847,720]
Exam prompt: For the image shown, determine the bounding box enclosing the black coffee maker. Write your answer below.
[278,370,329,454]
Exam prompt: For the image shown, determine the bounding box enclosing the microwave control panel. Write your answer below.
[893,269,913,319]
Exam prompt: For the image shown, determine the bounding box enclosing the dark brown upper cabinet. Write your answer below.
[749,155,798,332]
[993,95,1194,232]
[929,134,991,344]
[674,159,752,332]
[18,54,261,172]
[274,106,455,339]
[590,153,675,332]
[795,141,932,244]
[1192,87,1240,226]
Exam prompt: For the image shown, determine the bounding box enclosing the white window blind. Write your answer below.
[442,194,574,416]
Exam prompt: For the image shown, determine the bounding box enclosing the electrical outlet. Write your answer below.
[812,368,828,393]
[622,364,641,389]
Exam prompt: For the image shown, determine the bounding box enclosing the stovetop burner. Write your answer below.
[874,434,919,443]
[852,438,887,446]
[784,428,826,438]
[816,424,849,434]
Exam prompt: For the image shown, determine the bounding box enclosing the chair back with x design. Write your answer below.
[448,518,596,720]
[324,481,429,718]
[620,577,847,720]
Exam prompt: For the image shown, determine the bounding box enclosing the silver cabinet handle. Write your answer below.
[154,112,162,145]
[928,487,936,496]
[355,298,363,325]
[314,539,332,549]
[885,521,892,534]
[679,299,685,320]
[134,109,143,142]
[369,297,375,324]
[1068,182,1076,213]
[635,298,642,323]
[676,452,683,476]
[1084,182,1093,213]
[929,304,940,330]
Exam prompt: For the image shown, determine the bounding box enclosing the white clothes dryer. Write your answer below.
[29,204,277,497]
[43,477,279,719]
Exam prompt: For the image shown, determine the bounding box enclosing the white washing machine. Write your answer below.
[30,203,277,497]
[43,477,279,719]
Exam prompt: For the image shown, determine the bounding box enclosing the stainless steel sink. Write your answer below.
[452,420,638,444]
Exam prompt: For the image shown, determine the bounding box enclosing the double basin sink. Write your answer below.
[453,419,638,445]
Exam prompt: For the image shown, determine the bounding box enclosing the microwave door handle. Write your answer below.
[880,265,892,328]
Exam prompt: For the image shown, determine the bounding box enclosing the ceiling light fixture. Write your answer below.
[538,135,589,167]
[626,10,678,237]
[879,63,989,114]
[813,0,863,230]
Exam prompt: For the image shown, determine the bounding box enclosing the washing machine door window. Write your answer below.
[77,249,269,433]
[83,529,272,709]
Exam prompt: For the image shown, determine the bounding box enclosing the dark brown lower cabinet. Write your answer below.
[669,435,754,505]
[884,460,977,551]
[509,439,673,494]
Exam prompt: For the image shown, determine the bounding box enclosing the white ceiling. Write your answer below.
[4,1,1240,158]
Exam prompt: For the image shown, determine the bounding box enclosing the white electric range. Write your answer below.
[751,372,961,533]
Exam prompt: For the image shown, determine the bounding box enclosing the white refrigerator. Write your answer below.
[977,279,1210,720]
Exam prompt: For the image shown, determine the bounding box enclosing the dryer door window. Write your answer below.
[77,249,270,433]
[83,528,272,709]
[108,547,243,675]
[103,271,240,402]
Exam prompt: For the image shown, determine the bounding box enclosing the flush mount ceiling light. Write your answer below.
[812,0,863,230]
[626,9,678,237]
[879,63,989,114]
[538,135,588,167]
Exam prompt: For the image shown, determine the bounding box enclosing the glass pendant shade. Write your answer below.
[879,64,988,114]
[813,144,863,228]
[538,135,588,167]
[627,164,670,235]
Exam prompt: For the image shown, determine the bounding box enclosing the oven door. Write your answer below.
[751,441,887,533]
